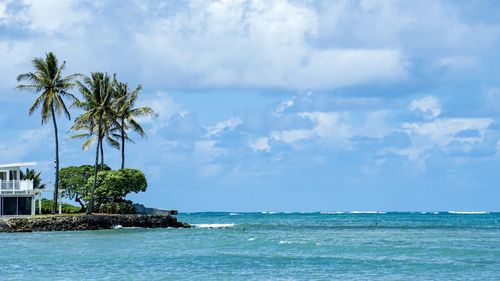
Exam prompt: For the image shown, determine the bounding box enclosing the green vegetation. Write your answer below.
[59,165,147,214]
[89,168,147,203]
[59,164,111,212]
[17,52,154,215]
[16,52,80,214]
[38,199,81,215]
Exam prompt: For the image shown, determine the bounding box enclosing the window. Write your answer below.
[0,197,32,215]
[18,197,32,215]
[2,197,17,215]
[9,170,18,181]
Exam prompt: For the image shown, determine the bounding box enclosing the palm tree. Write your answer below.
[70,117,120,165]
[72,72,117,214]
[113,82,154,169]
[16,52,80,214]
[20,168,47,189]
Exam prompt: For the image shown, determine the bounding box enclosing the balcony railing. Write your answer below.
[0,180,34,195]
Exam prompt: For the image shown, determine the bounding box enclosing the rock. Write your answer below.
[0,214,191,232]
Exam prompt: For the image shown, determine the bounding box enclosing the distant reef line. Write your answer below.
[0,214,191,232]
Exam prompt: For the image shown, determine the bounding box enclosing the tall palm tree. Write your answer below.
[113,82,154,169]
[71,116,120,165]
[72,72,117,214]
[16,52,79,214]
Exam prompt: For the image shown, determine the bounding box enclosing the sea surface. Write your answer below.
[0,212,499,280]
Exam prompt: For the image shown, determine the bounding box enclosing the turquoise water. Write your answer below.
[1,212,499,280]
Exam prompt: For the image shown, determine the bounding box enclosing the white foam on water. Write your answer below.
[350,211,386,214]
[279,240,293,244]
[448,211,488,215]
[111,225,140,230]
[320,212,344,214]
[229,213,239,216]
[248,237,256,241]
[193,223,236,228]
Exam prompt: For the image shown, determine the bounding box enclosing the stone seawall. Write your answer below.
[0,214,191,232]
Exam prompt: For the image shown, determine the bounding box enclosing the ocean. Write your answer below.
[0,212,499,280]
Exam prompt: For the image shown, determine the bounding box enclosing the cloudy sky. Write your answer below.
[1,0,499,211]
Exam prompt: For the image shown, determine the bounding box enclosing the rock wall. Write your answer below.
[0,214,190,232]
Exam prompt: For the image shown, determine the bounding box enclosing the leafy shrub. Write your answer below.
[98,201,136,214]
[87,168,147,203]
[38,199,81,214]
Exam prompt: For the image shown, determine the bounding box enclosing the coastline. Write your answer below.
[0,214,191,232]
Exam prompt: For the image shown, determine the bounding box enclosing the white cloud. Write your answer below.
[194,140,226,160]
[249,137,270,152]
[390,117,495,163]
[3,0,498,91]
[269,110,390,147]
[0,2,7,21]
[17,0,91,33]
[271,129,314,144]
[204,117,242,137]
[402,118,493,147]
[139,92,186,134]
[437,56,476,70]
[19,127,51,143]
[272,98,295,117]
[409,95,442,120]
[316,0,499,57]
[0,41,34,88]
[134,0,407,90]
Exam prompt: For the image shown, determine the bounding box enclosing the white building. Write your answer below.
[0,162,38,216]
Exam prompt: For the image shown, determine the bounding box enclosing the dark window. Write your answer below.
[18,197,32,215]
[9,171,18,181]
[2,197,17,215]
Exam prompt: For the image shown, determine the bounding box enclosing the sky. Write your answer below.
[0,0,499,212]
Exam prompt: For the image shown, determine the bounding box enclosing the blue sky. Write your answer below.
[1,0,499,211]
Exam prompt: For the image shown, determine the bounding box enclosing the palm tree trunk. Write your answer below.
[86,115,102,215]
[121,119,125,169]
[50,103,59,214]
[100,136,104,165]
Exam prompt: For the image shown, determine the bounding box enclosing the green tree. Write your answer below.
[59,164,111,212]
[87,168,147,203]
[86,168,147,213]
[16,52,80,214]
[20,168,47,189]
[72,72,117,214]
[113,82,154,169]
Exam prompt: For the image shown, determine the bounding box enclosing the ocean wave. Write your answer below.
[261,212,278,214]
[448,211,489,215]
[320,212,344,214]
[278,240,293,244]
[248,237,256,241]
[111,225,140,230]
[229,213,239,216]
[350,211,386,214]
[193,223,236,228]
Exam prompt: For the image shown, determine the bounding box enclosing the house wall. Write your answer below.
[0,167,21,181]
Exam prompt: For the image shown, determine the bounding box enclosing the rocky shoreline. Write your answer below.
[0,214,191,232]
